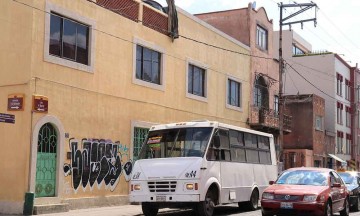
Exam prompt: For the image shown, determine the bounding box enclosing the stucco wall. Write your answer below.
[0,0,251,213]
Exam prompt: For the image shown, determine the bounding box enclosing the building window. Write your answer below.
[227,79,241,108]
[274,95,279,115]
[49,13,89,65]
[136,45,161,85]
[337,102,343,125]
[256,25,268,50]
[346,134,351,155]
[292,45,305,55]
[337,73,343,96]
[315,115,323,131]
[253,76,269,108]
[346,106,351,128]
[188,64,206,97]
[357,85,360,102]
[345,80,351,100]
[337,131,343,154]
[133,127,149,161]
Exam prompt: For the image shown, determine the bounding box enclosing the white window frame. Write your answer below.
[44,1,96,73]
[185,58,208,103]
[226,76,243,112]
[256,25,268,51]
[133,37,166,91]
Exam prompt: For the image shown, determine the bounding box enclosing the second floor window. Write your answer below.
[136,45,161,85]
[253,76,269,108]
[188,64,206,97]
[228,79,241,107]
[49,13,89,65]
[337,73,343,96]
[337,102,343,125]
[256,25,268,50]
[346,106,351,127]
[336,102,344,124]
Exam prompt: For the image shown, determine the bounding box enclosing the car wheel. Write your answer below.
[197,189,216,216]
[354,196,360,212]
[324,201,332,216]
[261,209,273,216]
[245,189,259,211]
[340,198,349,216]
[142,202,159,216]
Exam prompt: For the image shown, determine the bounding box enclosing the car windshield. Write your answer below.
[276,170,328,186]
[138,127,213,159]
[338,173,357,185]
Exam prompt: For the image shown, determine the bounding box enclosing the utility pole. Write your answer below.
[278,2,317,170]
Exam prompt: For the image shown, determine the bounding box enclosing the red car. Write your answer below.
[261,167,349,216]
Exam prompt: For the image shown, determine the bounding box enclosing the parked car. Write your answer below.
[338,171,360,211]
[261,167,349,216]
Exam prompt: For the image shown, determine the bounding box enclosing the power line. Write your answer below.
[284,60,354,107]
[319,10,360,50]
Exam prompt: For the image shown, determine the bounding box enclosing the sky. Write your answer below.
[157,0,360,68]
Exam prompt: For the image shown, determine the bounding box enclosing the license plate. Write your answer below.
[156,195,166,202]
[280,202,293,209]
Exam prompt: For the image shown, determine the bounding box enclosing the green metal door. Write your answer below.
[35,123,57,197]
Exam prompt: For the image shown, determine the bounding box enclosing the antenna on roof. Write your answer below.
[252,1,257,9]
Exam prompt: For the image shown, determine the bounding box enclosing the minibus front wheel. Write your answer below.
[197,187,218,216]
[142,202,159,216]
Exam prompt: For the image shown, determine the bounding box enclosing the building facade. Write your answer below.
[274,30,357,170]
[0,0,251,214]
[195,3,291,159]
[282,94,326,169]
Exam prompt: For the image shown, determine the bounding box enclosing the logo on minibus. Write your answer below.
[185,171,197,178]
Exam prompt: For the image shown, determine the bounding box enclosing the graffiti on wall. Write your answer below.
[63,138,133,192]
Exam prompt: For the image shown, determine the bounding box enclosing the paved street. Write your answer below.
[18,204,360,216]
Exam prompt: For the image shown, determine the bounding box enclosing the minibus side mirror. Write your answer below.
[332,183,341,188]
[213,135,221,148]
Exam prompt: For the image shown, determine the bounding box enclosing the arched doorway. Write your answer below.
[35,123,57,197]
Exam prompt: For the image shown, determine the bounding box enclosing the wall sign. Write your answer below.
[32,95,48,113]
[0,113,15,124]
[8,94,24,111]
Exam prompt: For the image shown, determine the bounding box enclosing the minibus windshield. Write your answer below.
[139,127,213,159]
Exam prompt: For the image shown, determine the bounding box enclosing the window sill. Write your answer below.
[132,78,165,92]
[186,93,208,103]
[44,54,94,73]
[226,103,243,112]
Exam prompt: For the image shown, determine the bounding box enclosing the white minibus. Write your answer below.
[129,120,277,216]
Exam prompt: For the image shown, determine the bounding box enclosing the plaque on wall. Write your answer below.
[32,95,48,113]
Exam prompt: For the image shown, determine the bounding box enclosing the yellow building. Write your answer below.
[0,0,250,214]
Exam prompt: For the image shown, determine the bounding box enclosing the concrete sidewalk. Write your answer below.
[10,204,180,216]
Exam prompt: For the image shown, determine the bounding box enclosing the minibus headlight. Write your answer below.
[134,184,141,191]
[186,183,194,190]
